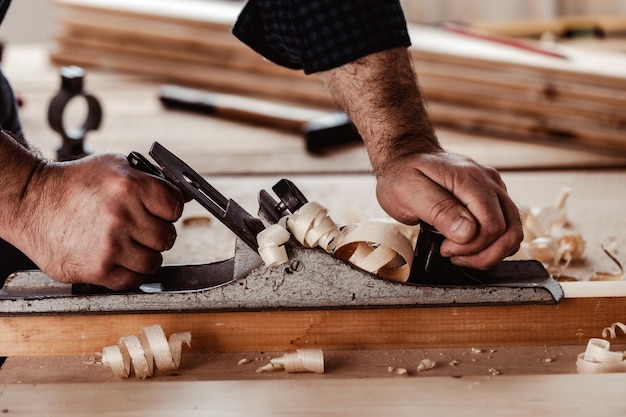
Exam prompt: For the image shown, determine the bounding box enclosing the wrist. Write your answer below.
[369,133,443,178]
[0,130,51,251]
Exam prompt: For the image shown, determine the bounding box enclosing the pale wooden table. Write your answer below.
[2,44,626,415]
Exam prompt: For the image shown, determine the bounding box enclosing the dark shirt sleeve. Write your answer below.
[232,0,411,74]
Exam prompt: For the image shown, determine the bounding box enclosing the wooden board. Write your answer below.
[5,45,626,172]
[2,374,626,416]
[1,294,625,356]
[46,0,626,155]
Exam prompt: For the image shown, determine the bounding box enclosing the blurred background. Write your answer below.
[2,0,626,43]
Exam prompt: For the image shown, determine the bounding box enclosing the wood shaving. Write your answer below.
[333,221,414,282]
[577,338,626,374]
[257,224,291,267]
[238,358,250,366]
[256,349,324,374]
[488,368,501,376]
[449,360,460,367]
[101,324,191,379]
[387,366,408,375]
[417,358,436,372]
[260,201,414,282]
[514,187,586,279]
[602,322,626,339]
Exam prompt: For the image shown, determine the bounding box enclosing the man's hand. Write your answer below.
[14,153,184,290]
[375,151,522,269]
[319,47,523,269]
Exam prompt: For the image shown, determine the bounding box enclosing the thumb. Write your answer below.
[418,188,478,244]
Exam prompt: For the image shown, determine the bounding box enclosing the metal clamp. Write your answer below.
[47,66,102,160]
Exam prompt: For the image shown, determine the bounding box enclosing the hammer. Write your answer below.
[158,85,362,154]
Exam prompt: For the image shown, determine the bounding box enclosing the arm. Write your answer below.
[317,47,522,269]
[233,0,522,268]
[0,130,184,290]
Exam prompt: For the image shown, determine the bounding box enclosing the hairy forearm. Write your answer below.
[318,47,442,175]
[0,130,46,247]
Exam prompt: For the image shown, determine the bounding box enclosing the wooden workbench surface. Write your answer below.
[2,44,626,414]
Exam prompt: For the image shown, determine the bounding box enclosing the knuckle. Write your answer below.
[429,199,462,227]
[105,174,137,198]
[482,220,507,239]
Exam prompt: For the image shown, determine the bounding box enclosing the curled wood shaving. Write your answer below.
[101,325,191,379]
[577,338,626,374]
[515,187,586,279]
[333,221,414,282]
[602,322,626,339]
[257,224,291,267]
[285,202,342,252]
[256,349,324,374]
[417,358,436,372]
[258,201,414,282]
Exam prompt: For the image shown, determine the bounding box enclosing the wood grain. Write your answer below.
[2,374,626,416]
[1,297,625,356]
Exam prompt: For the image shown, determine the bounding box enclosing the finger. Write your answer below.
[406,178,479,245]
[116,240,164,276]
[97,266,145,291]
[414,157,506,245]
[139,175,184,222]
[435,180,507,255]
[447,192,523,269]
[129,211,178,252]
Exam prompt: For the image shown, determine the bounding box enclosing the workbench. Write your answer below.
[1,44,626,416]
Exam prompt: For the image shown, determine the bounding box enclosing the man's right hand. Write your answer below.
[13,153,184,291]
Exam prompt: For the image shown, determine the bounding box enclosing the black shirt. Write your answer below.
[232,0,411,74]
[0,0,10,26]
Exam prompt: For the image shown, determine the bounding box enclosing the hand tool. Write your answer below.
[47,66,103,160]
[0,143,563,315]
[159,84,362,154]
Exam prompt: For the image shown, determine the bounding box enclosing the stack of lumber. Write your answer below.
[50,0,626,155]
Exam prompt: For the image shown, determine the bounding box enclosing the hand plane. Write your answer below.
[0,143,563,315]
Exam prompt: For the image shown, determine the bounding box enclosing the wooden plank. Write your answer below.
[1,295,625,356]
[48,0,626,155]
[54,22,626,116]
[2,374,626,416]
[11,44,625,172]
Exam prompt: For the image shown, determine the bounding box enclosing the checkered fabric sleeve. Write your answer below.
[232,0,411,74]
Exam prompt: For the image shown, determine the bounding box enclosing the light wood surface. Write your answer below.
[3,374,626,416]
[0,345,590,383]
[2,296,626,356]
